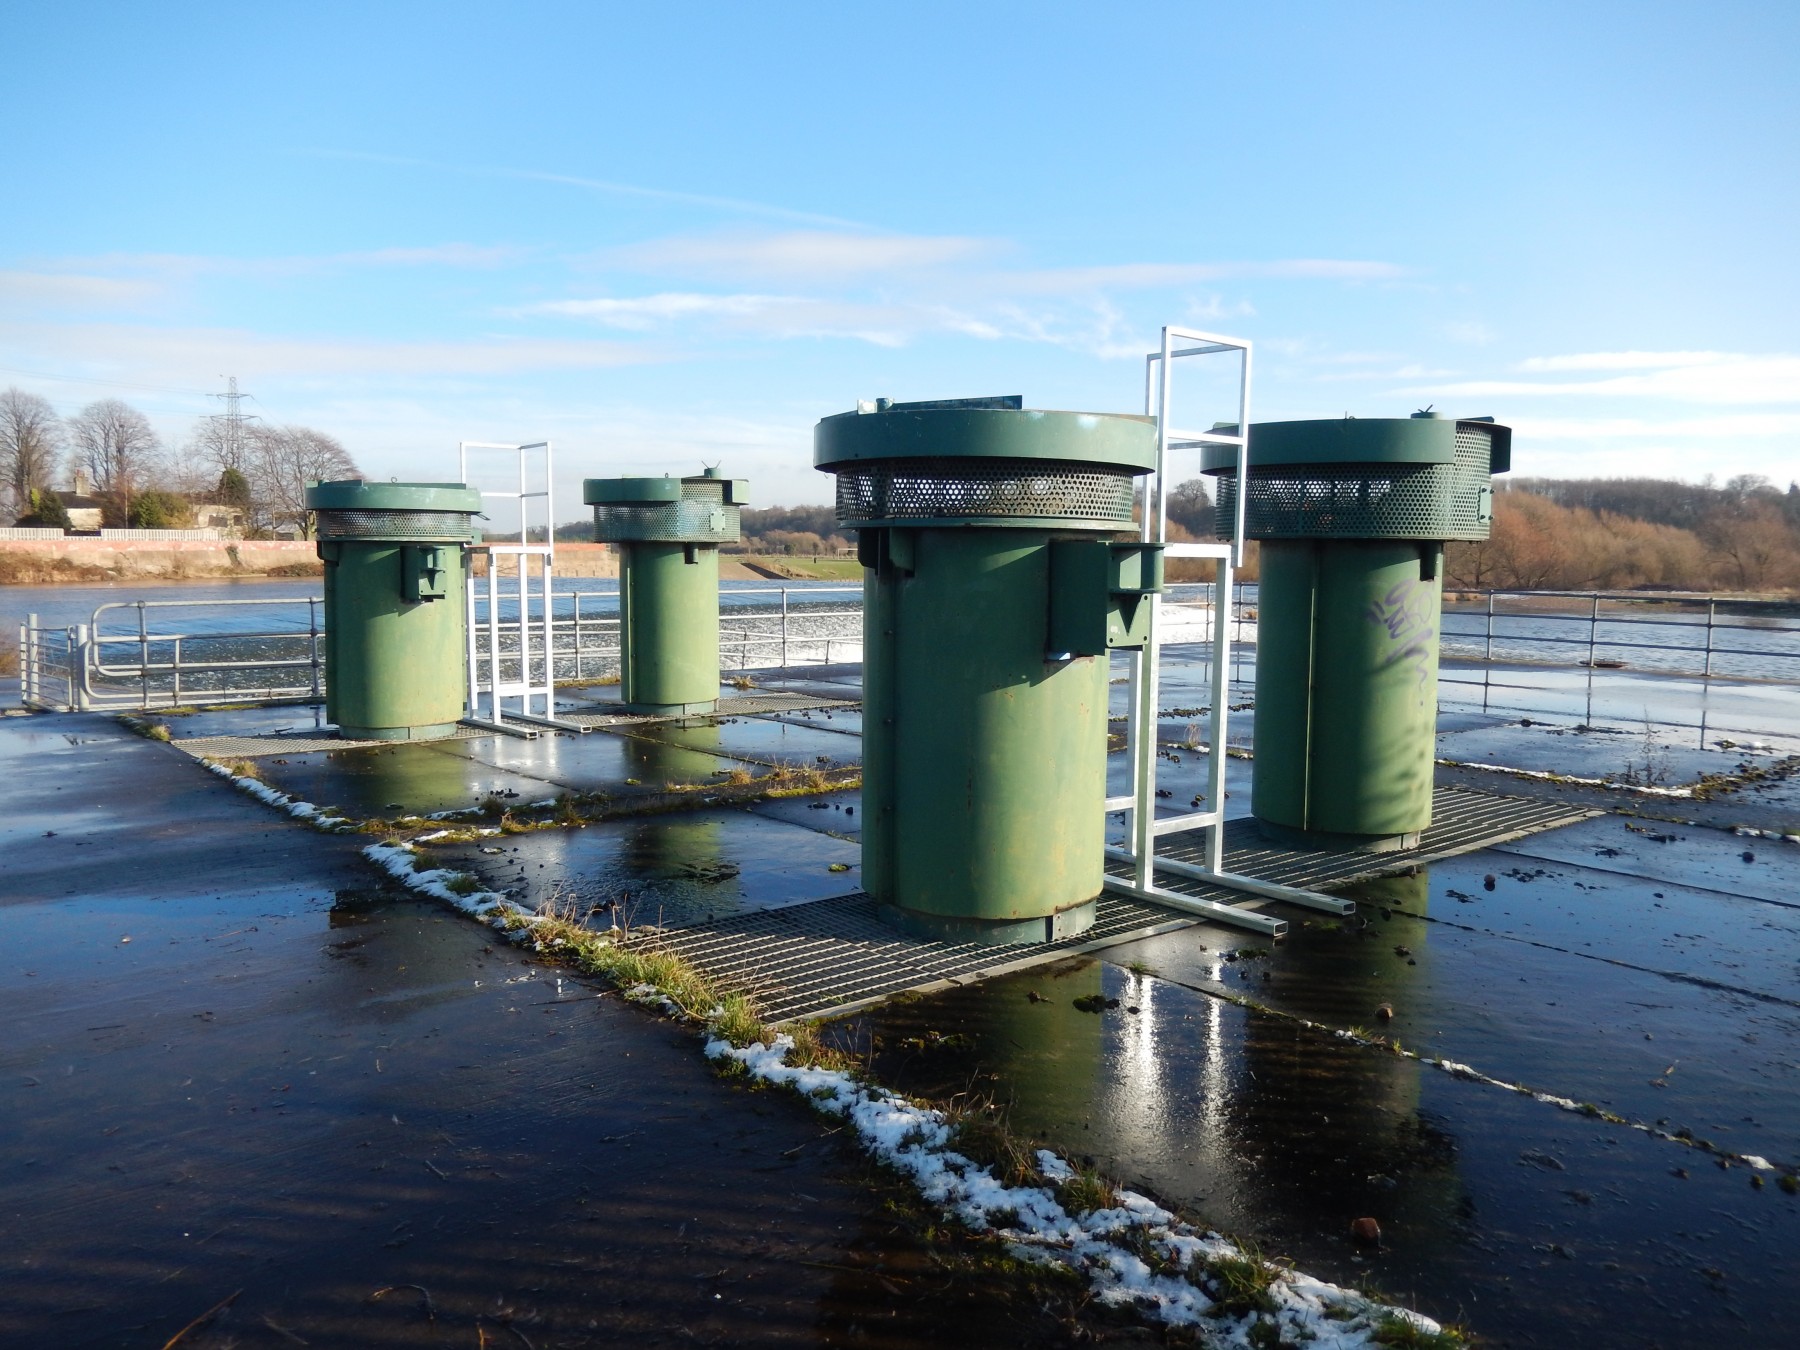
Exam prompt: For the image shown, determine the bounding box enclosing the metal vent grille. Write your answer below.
[314,509,477,542]
[1214,425,1496,542]
[831,457,1136,526]
[591,495,740,544]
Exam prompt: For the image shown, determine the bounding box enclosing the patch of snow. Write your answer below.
[1439,758,1695,797]
[203,760,357,831]
[707,1033,1441,1344]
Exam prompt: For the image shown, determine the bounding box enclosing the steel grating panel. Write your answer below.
[174,724,495,758]
[1149,786,1598,891]
[648,786,1597,1024]
[645,891,1203,1026]
[561,693,857,728]
[170,694,859,756]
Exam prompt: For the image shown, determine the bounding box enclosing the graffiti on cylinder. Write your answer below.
[1366,580,1437,690]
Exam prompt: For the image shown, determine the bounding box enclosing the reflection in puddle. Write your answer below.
[834,916,1800,1345]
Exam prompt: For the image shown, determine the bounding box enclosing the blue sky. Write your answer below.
[3,1,1795,517]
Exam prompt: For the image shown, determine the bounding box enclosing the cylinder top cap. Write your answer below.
[1201,416,1511,476]
[305,480,484,514]
[815,400,1157,473]
[583,473,748,507]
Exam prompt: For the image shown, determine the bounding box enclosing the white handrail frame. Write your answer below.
[1106,325,1297,933]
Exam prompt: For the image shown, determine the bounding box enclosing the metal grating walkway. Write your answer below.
[649,786,1599,1024]
[649,891,1201,1026]
[560,693,857,728]
[174,724,495,758]
[169,693,859,758]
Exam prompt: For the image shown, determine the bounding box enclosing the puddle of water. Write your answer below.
[252,741,578,817]
[1437,721,1741,784]
[747,787,863,839]
[836,959,1800,1347]
[435,807,860,927]
[612,716,861,770]
[249,725,763,818]
[160,702,332,739]
[1496,814,1800,906]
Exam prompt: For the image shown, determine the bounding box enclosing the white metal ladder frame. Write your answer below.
[459,440,581,737]
[1101,326,1352,937]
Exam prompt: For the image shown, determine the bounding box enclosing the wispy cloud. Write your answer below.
[41,244,524,280]
[0,270,164,310]
[0,320,657,383]
[1412,352,1800,405]
[1517,350,1733,373]
[301,149,868,230]
[601,230,998,281]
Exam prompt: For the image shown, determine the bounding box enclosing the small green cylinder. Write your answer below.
[816,397,1158,944]
[618,541,721,711]
[306,480,482,741]
[585,469,747,715]
[1208,414,1510,849]
[1251,539,1443,848]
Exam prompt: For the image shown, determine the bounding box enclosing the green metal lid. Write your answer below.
[1201,417,1512,475]
[584,473,750,507]
[815,400,1157,472]
[584,477,684,505]
[304,480,484,513]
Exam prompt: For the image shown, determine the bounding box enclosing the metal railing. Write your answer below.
[20,597,326,711]
[20,586,1796,754]
[1438,590,1800,748]
[18,586,865,712]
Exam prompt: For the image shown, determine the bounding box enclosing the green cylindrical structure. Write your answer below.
[583,468,747,714]
[816,396,1161,944]
[306,480,483,741]
[1208,413,1511,850]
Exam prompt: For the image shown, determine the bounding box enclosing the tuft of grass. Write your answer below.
[729,675,755,691]
[1057,1164,1116,1216]
[943,1095,1045,1190]
[710,992,764,1048]
[443,873,483,896]
[1370,1312,1469,1348]
[1203,1244,1282,1318]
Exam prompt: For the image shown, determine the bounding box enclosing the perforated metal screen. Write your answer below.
[314,509,477,542]
[1213,424,1496,541]
[832,457,1136,526]
[592,478,741,544]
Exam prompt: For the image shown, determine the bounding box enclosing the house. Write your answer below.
[59,470,105,532]
[189,501,248,536]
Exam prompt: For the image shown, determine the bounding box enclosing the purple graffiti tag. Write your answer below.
[1365,581,1438,688]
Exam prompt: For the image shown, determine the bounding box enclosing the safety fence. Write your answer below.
[18,588,1799,751]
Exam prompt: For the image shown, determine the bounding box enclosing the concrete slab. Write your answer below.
[0,714,1074,1349]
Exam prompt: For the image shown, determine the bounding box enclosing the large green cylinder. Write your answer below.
[584,469,748,715]
[817,396,1160,944]
[1208,413,1511,849]
[306,480,482,741]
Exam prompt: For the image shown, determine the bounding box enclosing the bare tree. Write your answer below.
[249,425,360,538]
[0,387,63,522]
[68,399,162,523]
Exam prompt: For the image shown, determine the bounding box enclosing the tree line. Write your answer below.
[0,386,360,537]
